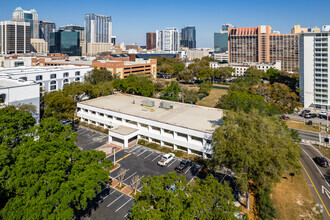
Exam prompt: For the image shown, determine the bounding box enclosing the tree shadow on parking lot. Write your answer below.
[74,187,110,219]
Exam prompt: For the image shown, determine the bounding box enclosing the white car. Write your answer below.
[157,153,175,167]
[319,111,328,116]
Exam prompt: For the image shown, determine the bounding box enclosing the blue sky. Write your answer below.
[1,0,329,47]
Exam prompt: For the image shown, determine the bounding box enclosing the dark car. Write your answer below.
[299,110,311,117]
[314,157,329,168]
[174,159,192,173]
[279,115,290,120]
[304,113,317,118]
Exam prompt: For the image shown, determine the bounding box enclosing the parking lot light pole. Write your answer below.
[114,148,116,165]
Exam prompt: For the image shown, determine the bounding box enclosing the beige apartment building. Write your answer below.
[228,25,299,72]
[81,42,113,56]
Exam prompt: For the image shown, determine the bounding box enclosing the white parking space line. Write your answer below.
[151,154,161,161]
[167,159,177,168]
[137,149,147,157]
[113,169,130,179]
[124,213,129,218]
[184,165,193,174]
[144,152,153,159]
[127,146,140,153]
[110,189,119,195]
[107,194,124,207]
[115,198,133,212]
[124,172,137,182]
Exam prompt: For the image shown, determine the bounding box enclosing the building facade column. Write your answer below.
[173,144,177,150]
[124,137,128,148]
[187,148,191,154]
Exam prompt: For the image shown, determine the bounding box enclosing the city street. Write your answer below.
[300,143,330,220]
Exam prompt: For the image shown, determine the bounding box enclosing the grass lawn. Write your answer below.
[272,173,323,220]
[285,120,322,133]
[196,85,229,108]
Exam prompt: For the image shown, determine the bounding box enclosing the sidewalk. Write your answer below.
[96,143,122,158]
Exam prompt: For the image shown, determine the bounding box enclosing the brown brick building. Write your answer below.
[228,25,299,72]
[146,32,156,50]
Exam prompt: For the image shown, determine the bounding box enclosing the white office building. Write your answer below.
[77,93,223,158]
[0,76,40,121]
[156,27,180,52]
[0,66,92,92]
[300,32,330,109]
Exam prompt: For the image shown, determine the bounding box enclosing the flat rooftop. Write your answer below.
[110,125,138,135]
[0,66,92,76]
[0,77,37,88]
[44,60,93,66]
[79,93,223,133]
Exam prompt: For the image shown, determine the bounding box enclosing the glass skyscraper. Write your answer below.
[50,30,81,56]
[12,7,39,39]
[180,26,196,49]
[84,14,112,44]
[39,20,56,50]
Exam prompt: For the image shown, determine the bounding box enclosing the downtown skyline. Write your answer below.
[0,0,329,48]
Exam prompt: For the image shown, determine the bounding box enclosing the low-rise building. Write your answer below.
[0,66,92,92]
[92,58,157,79]
[77,93,223,157]
[0,76,40,121]
[81,42,113,56]
[210,61,281,76]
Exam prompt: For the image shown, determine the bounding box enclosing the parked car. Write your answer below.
[299,110,311,117]
[157,153,175,166]
[304,113,317,118]
[174,159,192,173]
[319,111,328,118]
[314,157,329,168]
[279,115,290,120]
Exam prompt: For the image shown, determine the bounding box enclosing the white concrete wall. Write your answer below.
[77,103,213,155]
[300,34,316,108]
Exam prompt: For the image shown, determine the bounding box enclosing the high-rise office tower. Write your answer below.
[222,23,234,31]
[156,27,180,52]
[228,25,299,72]
[50,30,81,56]
[111,36,116,45]
[214,24,233,53]
[146,32,156,50]
[59,25,84,42]
[180,26,196,49]
[39,20,56,50]
[84,14,112,43]
[0,21,31,54]
[300,32,330,109]
[12,7,39,39]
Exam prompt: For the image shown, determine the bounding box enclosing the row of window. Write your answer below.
[78,108,210,144]
[35,71,81,81]
[49,78,80,91]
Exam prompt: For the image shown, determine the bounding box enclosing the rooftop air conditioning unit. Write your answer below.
[159,101,173,109]
[141,99,155,107]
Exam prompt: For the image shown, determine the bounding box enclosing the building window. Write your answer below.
[36,75,43,81]
[63,72,69,77]
[50,80,57,90]
[75,77,80,82]
[50,74,56,79]
[63,79,69,85]
[19,77,27,81]
[75,71,80,76]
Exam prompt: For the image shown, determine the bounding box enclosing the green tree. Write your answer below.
[211,110,301,192]
[213,66,235,82]
[14,103,37,114]
[181,87,199,104]
[198,81,212,96]
[160,82,181,101]
[177,69,195,82]
[250,82,302,113]
[245,66,265,80]
[113,75,154,97]
[62,82,93,102]
[217,91,281,116]
[197,68,213,81]
[130,172,238,219]
[0,117,112,219]
[85,67,113,85]
[44,91,76,121]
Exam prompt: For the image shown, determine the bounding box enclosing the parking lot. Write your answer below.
[76,127,108,151]
[81,145,203,219]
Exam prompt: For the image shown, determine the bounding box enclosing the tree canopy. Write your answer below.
[113,74,154,97]
[0,110,112,219]
[85,67,113,85]
[217,91,281,116]
[44,91,76,121]
[160,82,181,101]
[211,110,301,192]
[130,172,238,219]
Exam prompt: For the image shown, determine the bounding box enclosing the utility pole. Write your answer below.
[114,147,116,165]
